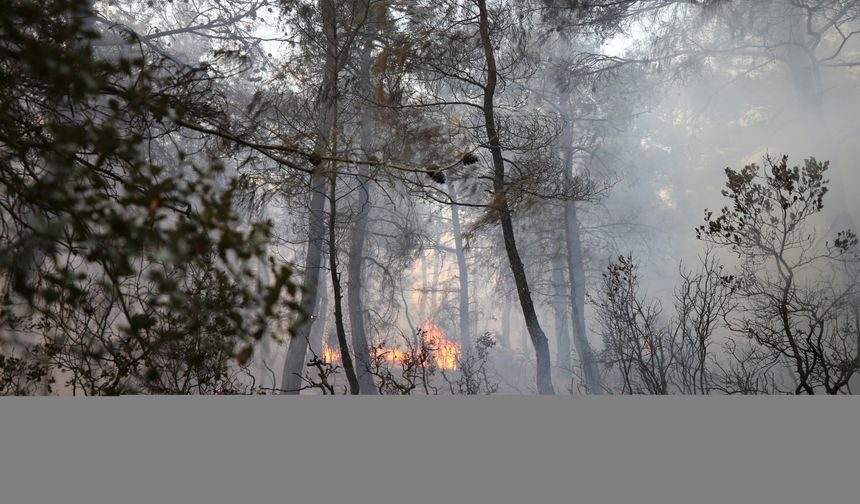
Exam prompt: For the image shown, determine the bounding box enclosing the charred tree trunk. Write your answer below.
[478,0,554,394]
[448,181,471,351]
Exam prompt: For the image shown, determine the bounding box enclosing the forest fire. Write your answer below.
[370,346,408,367]
[322,344,338,366]
[320,321,460,371]
[419,321,460,370]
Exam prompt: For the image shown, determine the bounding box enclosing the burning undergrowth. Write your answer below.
[314,321,500,395]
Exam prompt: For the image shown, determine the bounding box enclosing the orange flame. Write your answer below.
[319,322,460,371]
[322,343,338,365]
[420,321,459,370]
[371,347,408,366]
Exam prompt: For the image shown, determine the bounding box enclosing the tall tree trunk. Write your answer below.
[560,102,602,395]
[346,171,377,394]
[281,179,327,393]
[329,175,361,394]
[345,179,376,393]
[344,20,381,394]
[346,0,378,395]
[500,295,511,349]
[448,181,471,351]
[551,253,572,378]
[322,0,363,395]
[309,270,329,362]
[478,0,554,394]
[281,0,339,394]
[255,201,274,389]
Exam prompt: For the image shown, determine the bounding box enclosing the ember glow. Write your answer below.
[320,321,460,371]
